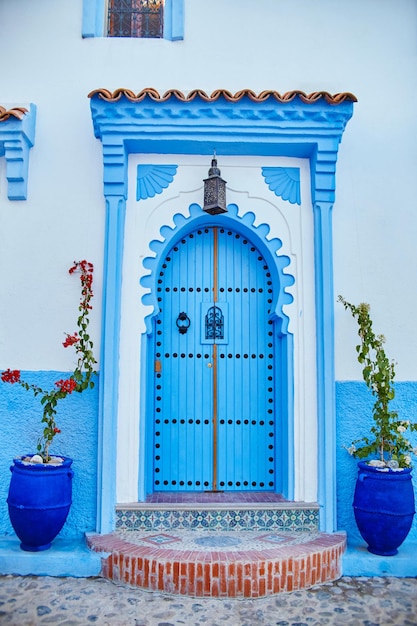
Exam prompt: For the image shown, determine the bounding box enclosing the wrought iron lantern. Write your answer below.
[203,155,227,215]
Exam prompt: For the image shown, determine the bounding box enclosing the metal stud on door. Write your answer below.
[153,226,275,492]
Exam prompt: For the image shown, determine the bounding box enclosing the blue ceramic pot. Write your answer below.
[353,461,415,556]
[7,455,73,551]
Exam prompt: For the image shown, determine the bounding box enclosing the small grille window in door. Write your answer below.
[205,305,224,340]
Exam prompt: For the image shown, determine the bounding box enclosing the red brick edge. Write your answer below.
[87,532,346,598]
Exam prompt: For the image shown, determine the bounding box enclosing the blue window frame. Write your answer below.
[82,0,183,40]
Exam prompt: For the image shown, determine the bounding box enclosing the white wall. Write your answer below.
[2,1,417,503]
[2,0,417,375]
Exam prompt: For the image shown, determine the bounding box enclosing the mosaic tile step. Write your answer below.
[116,529,324,551]
[87,529,346,597]
[116,504,320,532]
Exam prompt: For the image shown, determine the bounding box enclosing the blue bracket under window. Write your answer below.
[82,0,184,40]
[0,104,36,200]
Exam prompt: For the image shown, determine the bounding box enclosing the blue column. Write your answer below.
[311,143,338,532]
[96,138,127,534]
[313,199,336,532]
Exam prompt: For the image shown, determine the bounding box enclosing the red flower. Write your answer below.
[69,259,94,276]
[55,378,77,394]
[63,333,79,348]
[1,369,21,384]
[53,427,61,434]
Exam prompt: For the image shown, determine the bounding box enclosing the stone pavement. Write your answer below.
[0,575,416,626]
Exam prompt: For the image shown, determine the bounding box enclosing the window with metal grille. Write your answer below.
[83,0,183,40]
[107,0,163,38]
[205,306,224,341]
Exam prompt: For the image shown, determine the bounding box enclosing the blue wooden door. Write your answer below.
[153,226,275,491]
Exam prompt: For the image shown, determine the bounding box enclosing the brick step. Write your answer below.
[87,528,346,597]
[116,502,320,532]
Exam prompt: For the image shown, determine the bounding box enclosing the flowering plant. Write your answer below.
[1,261,97,463]
[338,296,417,469]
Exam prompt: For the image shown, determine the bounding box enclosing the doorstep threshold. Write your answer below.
[116,501,320,511]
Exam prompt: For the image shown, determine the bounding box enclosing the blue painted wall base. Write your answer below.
[0,536,104,577]
[0,371,99,538]
[2,377,416,578]
[343,539,417,577]
[337,383,417,536]
[337,381,417,576]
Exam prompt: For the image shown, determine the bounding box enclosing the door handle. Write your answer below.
[176,312,191,334]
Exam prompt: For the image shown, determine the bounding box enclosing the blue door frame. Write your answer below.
[89,89,355,533]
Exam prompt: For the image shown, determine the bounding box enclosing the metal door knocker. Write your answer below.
[176,312,191,334]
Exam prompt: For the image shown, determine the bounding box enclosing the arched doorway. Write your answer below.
[144,210,294,495]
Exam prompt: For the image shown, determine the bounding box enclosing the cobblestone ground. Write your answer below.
[0,575,416,626]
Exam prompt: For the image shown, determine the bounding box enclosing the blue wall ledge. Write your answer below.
[0,535,105,577]
[343,540,417,577]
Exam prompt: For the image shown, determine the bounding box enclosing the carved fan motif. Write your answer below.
[261,167,301,205]
[136,164,178,200]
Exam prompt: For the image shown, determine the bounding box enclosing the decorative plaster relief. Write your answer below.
[262,167,301,205]
[0,104,36,200]
[136,164,178,200]
[141,202,294,334]
[89,88,356,206]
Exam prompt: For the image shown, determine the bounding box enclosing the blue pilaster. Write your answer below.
[96,135,127,533]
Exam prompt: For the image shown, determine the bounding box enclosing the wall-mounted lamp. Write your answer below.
[203,154,227,215]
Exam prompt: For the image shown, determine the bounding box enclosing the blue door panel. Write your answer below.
[153,226,275,492]
[154,229,214,490]
[216,229,274,490]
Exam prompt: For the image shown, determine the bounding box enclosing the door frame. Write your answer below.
[89,88,355,533]
[141,207,295,497]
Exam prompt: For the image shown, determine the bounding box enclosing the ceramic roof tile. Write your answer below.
[88,88,357,104]
[0,106,28,122]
